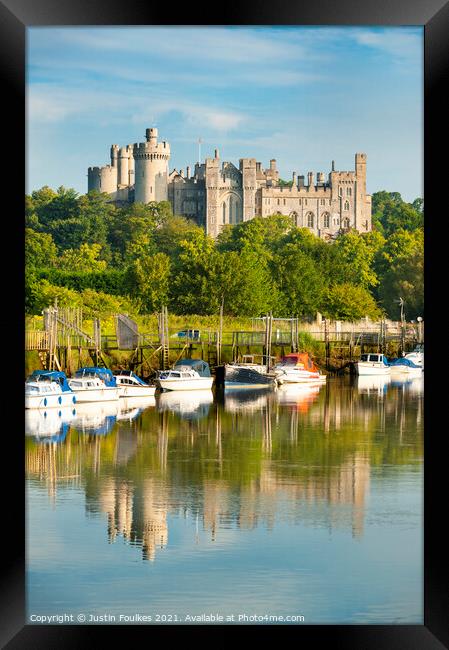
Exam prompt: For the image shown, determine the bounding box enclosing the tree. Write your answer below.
[56,243,107,272]
[124,252,171,313]
[276,243,326,317]
[332,230,381,289]
[170,231,224,314]
[322,283,382,321]
[371,191,423,236]
[376,229,424,319]
[25,228,58,268]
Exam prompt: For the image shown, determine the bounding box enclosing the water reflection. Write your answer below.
[26,379,422,564]
[157,389,213,420]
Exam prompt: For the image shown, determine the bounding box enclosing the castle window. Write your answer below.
[344,200,350,211]
[343,217,350,229]
[222,202,226,224]
[347,187,352,196]
[306,212,314,228]
[320,198,325,206]
[277,199,280,205]
[323,212,330,228]
[298,199,302,205]
[339,187,343,197]
[283,199,286,205]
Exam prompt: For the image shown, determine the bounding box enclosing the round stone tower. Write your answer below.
[133,128,171,204]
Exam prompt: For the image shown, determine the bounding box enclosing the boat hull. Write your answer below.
[25,392,77,410]
[224,364,277,388]
[275,370,326,385]
[356,363,390,376]
[118,385,156,398]
[155,377,214,392]
[68,387,119,402]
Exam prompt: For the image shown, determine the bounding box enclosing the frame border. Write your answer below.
[2,0,448,646]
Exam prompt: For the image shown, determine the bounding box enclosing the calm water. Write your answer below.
[26,376,423,625]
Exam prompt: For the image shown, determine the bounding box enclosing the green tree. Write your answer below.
[322,283,382,321]
[57,243,107,272]
[25,228,58,268]
[376,229,424,319]
[124,252,171,313]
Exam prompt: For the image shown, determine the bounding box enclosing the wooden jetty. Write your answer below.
[25,305,423,377]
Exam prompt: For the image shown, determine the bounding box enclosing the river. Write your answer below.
[26,375,423,624]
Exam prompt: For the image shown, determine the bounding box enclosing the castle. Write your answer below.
[88,128,372,238]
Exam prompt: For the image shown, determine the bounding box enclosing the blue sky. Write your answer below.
[26,26,423,202]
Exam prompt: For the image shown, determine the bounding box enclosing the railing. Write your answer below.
[25,330,49,351]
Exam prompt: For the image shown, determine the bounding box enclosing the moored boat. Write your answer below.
[404,344,424,370]
[25,370,77,409]
[356,353,391,376]
[274,353,326,385]
[155,359,214,392]
[68,367,120,402]
[389,357,422,377]
[225,355,277,389]
[114,370,156,397]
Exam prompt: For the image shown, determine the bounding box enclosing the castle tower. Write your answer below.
[117,146,129,187]
[133,128,171,204]
[240,158,257,222]
[355,152,369,231]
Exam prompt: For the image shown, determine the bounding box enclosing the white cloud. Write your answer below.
[351,29,422,64]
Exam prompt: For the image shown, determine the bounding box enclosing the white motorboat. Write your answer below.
[274,353,326,385]
[356,353,391,376]
[25,370,77,409]
[389,357,422,377]
[404,344,424,370]
[225,355,277,389]
[68,367,119,402]
[114,370,156,397]
[155,359,214,392]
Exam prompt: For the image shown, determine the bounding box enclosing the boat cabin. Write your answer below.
[74,367,117,387]
[26,370,72,392]
[278,353,319,372]
[174,358,211,377]
[360,354,389,366]
[113,371,149,386]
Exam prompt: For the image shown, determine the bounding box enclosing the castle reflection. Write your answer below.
[25,377,423,561]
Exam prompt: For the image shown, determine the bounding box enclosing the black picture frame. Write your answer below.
[2,0,447,647]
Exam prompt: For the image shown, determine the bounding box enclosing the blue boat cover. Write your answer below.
[390,358,420,369]
[74,367,117,387]
[174,358,211,377]
[28,370,72,392]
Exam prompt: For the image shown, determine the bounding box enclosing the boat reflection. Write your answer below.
[156,389,213,420]
[276,383,322,411]
[25,406,77,442]
[390,375,424,396]
[356,375,391,396]
[71,402,119,436]
[223,388,270,413]
[117,396,156,421]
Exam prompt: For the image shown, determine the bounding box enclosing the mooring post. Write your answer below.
[324,318,330,370]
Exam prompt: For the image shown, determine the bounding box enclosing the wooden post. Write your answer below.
[217,299,223,366]
[324,318,330,370]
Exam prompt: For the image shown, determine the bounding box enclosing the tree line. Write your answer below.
[25,186,424,321]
